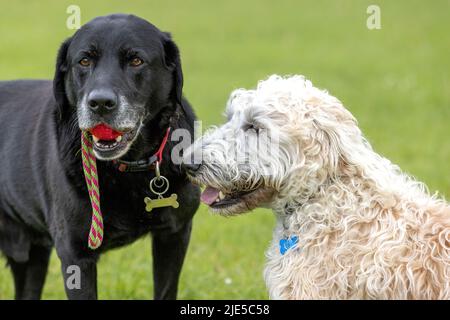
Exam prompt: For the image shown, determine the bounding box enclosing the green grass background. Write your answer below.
[0,0,449,299]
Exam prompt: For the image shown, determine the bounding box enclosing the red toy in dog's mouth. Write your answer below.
[87,124,141,159]
[90,124,123,141]
[89,124,124,151]
[87,123,140,160]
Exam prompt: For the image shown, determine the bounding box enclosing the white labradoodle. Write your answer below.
[184,75,450,299]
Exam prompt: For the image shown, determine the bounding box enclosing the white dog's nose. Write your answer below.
[182,162,201,174]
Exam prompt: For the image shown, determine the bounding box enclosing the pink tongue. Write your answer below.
[200,187,220,205]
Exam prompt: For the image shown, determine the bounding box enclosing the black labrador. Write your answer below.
[0,14,200,299]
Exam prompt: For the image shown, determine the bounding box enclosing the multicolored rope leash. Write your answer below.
[81,131,104,249]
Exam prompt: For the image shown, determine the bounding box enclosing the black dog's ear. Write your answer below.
[53,37,72,119]
[162,32,183,106]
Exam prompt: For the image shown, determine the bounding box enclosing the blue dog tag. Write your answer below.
[279,236,299,255]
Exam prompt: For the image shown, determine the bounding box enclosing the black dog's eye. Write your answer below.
[79,57,91,67]
[129,57,144,67]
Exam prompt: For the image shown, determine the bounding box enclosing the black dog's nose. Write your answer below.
[87,89,118,115]
[182,162,201,174]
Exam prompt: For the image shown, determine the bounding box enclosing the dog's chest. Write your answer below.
[94,174,178,249]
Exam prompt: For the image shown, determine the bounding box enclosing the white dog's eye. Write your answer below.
[243,123,260,133]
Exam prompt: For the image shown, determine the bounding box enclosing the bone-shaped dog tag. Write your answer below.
[144,194,179,212]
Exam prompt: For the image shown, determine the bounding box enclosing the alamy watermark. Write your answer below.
[66,5,81,30]
[171,120,280,169]
[366,5,381,30]
[66,265,81,290]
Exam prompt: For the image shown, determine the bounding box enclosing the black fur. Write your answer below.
[0,14,200,300]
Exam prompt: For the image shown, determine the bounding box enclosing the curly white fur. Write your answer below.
[186,75,450,299]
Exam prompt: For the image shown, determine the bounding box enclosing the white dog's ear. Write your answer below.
[312,104,365,176]
[225,89,252,120]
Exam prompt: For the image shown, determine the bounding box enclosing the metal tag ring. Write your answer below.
[152,177,166,188]
[149,175,169,195]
